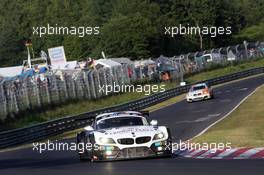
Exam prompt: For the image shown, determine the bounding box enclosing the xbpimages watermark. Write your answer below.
[32,140,232,154]
[172,140,232,153]
[164,24,232,38]
[32,24,100,37]
[98,82,166,96]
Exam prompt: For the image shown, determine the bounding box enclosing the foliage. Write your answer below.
[0,0,263,66]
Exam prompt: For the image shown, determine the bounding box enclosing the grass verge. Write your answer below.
[192,85,264,147]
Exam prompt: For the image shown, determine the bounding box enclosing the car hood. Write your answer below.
[188,90,203,96]
[94,125,160,139]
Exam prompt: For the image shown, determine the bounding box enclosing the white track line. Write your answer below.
[190,84,264,140]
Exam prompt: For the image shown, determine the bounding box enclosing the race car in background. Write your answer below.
[186,83,214,102]
[76,111,172,161]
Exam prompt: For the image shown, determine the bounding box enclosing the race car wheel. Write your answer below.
[77,132,88,161]
[77,132,94,162]
[166,128,173,155]
[166,128,172,140]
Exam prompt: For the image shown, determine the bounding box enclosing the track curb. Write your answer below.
[173,147,264,159]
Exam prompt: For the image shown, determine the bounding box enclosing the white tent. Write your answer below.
[0,66,23,77]
[51,61,78,70]
[95,59,121,68]
[110,57,133,65]
[134,59,155,67]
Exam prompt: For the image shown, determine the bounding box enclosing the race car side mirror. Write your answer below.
[150,120,158,126]
[84,126,94,131]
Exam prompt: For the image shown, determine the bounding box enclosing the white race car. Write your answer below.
[76,111,172,161]
[186,83,214,102]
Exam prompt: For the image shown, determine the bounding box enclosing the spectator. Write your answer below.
[161,71,170,82]
[128,67,132,78]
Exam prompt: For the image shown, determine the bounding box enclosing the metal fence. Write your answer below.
[0,67,263,149]
[0,65,132,121]
[170,41,264,75]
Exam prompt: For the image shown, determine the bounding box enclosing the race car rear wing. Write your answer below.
[94,110,150,121]
[76,111,150,122]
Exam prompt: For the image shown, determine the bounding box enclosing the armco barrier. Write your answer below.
[0,67,264,149]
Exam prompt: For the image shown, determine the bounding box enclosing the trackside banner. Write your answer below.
[48,46,67,67]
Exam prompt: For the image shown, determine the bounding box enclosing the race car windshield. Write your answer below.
[191,85,206,91]
[96,117,146,130]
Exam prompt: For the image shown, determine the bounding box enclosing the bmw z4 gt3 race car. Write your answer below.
[186,83,214,103]
[76,111,172,161]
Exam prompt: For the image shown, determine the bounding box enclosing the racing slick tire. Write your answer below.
[165,128,173,156]
[77,131,94,162]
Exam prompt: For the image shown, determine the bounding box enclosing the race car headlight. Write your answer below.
[187,93,192,97]
[153,133,165,140]
[202,89,209,94]
[99,137,116,144]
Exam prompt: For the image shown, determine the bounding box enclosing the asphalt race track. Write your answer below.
[1,75,264,175]
[149,74,264,141]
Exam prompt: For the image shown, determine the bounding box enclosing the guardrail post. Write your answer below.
[98,69,107,97]
[73,70,85,99]
[95,70,102,98]
[62,72,69,100]
[243,40,249,59]
[105,68,113,94]
[88,70,97,99]
[47,74,60,104]
[112,67,119,87]
[24,76,41,108]
[5,81,19,116]
[218,48,222,55]
[121,64,129,84]
[0,80,8,120]
[40,74,51,105]
[16,79,30,112]
[235,45,239,55]
[226,46,230,55]
[65,71,76,100]
[56,72,68,101]
[255,41,260,47]
[83,70,92,99]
